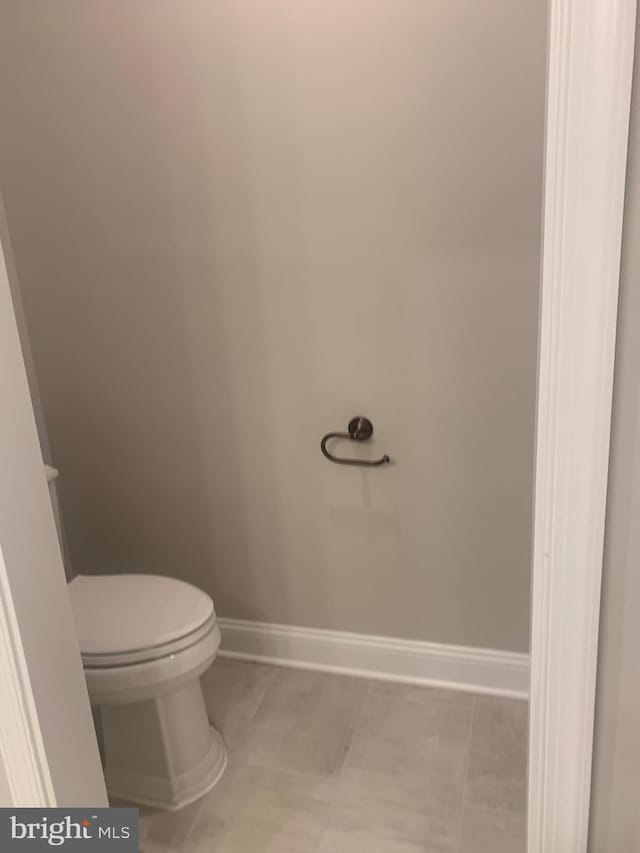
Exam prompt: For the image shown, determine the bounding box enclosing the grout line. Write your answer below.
[230,663,375,787]
[219,670,280,776]
[314,679,374,853]
[338,679,373,780]
[248,664,280,724]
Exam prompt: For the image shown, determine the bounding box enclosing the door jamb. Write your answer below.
[528,1,636,850]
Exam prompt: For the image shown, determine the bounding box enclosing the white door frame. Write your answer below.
[0,199,108,807]
[0,0,636,842]
[528,0,636,851]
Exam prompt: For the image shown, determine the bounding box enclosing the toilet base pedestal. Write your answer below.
[98,679,227,810]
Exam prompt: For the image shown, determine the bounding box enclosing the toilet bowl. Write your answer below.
[68,573,227,811]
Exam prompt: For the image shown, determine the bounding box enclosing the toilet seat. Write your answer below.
[81,614,218,668]
[68,573,216,666]
[81,618,222,706]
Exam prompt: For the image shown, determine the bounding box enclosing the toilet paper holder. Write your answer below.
[320,416,391,467]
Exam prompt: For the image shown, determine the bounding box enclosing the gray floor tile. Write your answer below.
[237,668,370,776]
[318,825,437,852]
[460,807,526,853]
[464,695,528,816]
[139,843,181,853]
[465,748,527,814]
[347,681,472,778]
[190,765,333,852]
[140,797,204,851]
[330,767,462,851]
[201,658,278,749]
[133,662,529,853]
[178,755,240,847]
[470,696,528,759]
[137,807,154,843]
[338,765,463,819]
[367,681,475,709]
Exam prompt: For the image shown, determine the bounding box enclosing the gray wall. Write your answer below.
[0,194,52,467]
[0,1,546,651]
[589,15,640,852]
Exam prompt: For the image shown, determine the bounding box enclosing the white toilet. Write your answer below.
[46,468,227,810]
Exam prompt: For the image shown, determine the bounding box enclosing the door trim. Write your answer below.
[0,548,55,806]
[528,1,636,850]
[0,200,108,807]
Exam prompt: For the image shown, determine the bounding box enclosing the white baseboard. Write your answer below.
[217,618,529,700]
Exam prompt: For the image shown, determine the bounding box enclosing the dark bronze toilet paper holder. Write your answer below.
[320,417,390,467]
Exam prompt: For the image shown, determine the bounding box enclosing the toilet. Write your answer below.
[46,467,227,810]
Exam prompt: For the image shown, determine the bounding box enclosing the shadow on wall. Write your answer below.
[51,6,327,626]
[0,2,340,628]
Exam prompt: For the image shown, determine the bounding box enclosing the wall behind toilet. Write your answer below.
[0,1,546,652]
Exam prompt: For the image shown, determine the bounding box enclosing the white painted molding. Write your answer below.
[528,1,637,851]
[0,547,55,807]
[218,618,529,699]
[0,195,107,807]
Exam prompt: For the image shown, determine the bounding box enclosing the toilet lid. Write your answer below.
[68,574,215,655]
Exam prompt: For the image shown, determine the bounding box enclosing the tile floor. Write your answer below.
[135,660,527,853]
